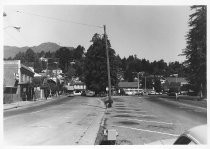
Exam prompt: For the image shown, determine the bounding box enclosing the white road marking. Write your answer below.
[114,117,173,125]
[111,124,179,137]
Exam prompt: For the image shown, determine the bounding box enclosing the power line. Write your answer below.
[16,10,103,29]
[4,31,23,45]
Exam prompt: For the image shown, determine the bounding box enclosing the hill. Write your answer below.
[4,42,74,58]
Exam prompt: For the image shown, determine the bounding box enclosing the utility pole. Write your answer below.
[104,25,113,106]
[145,76,146,91]
[137,72,140,92]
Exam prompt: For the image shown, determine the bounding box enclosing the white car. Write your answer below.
[74,90,81,96]
[148,125,207,145]
[148,90,156,95]
[125,91,133,96]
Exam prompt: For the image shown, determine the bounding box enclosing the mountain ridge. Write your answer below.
[4,42,74,58]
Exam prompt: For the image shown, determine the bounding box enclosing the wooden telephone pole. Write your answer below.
[104,25,113,105]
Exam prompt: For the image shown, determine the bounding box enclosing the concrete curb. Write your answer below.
[3,95,68,111]
[78,98,106,145]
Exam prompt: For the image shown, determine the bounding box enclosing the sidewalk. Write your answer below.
[158,95,207,108]
[3,95,67,111]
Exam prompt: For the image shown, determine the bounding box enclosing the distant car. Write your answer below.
[74,90,81,96]
[168,92,176,96]
[148,90,156,95]
[135,91,143,96]
[155,92,162,95]
[168,88,179,96]
[148,125,207,145]
[125,91,133,96]
[86,90,95,97]
[188,91,197,96]
[180,91,188,95]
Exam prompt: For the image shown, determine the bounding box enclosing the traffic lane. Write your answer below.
[4,95,74,117]
[143,96,207,125]
[104,96,206,144]
[4,96,105,145]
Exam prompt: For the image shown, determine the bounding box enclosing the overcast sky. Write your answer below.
[3,5,191,63]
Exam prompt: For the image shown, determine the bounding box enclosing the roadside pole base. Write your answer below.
[100,140,116,145]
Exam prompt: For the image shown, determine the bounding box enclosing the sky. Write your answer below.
[3,5,191,63]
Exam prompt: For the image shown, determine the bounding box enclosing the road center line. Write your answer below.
[114,117,173,125]
[111,124,179,137]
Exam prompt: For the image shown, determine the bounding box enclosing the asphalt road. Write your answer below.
[4,96,105,145]
[104,95,207,145]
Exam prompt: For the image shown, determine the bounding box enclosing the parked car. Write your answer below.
[187,91,197,96]
[74,90,81,96]
[86,90,95,97]
[148,90,156,95]
[155,92,163,95]
[180,91,188,95]
[148,125,207,145]
[125,91,133,96]
[135,91,143,96]
[168,92,176,96]
[168,87,179,96]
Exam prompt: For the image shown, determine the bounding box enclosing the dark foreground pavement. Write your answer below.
[102,96,207,145]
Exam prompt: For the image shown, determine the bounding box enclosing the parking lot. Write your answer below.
[103,96,207,145]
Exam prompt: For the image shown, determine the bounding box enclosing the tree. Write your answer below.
[154,78,162,92]
[74,45,85,60]
[84,33,119,94]
[182,5,206,97]
[55,47,73,72]
[13,51,26,62]
[25,48,36,62]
